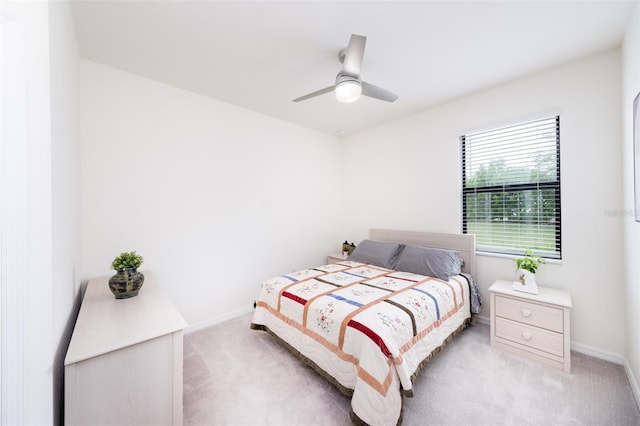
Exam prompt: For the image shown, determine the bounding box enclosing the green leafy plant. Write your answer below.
[111,251,144,271]
[514,250,545,274]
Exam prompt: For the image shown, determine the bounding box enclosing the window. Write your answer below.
[461,116,561,259]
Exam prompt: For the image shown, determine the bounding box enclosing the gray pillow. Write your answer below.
[347,240,404,269]
[394,245,463,280]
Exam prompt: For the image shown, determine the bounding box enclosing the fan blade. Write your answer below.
[361,81,398,102]
[292,85,335,102]
[342,34,366,76]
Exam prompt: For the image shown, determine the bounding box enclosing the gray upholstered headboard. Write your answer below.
[369,229,477,278]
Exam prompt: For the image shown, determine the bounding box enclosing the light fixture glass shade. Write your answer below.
[335,80,362,103]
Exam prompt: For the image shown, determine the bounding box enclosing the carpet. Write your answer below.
[183,313,640,426]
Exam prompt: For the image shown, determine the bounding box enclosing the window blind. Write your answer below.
[461,116,561,259]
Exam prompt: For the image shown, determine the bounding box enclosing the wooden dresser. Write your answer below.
[489,279,572,373]
[65,271,187,425]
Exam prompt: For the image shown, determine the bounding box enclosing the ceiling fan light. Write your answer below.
[335,80,361,103]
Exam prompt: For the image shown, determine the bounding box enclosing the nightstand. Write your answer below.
[489,279,572,373]
[327,253,348,264]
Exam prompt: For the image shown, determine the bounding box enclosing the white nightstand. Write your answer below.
[327,253,348,264]
[489,279,572,373]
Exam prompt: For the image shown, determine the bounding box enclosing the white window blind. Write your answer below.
[461,116,561,259]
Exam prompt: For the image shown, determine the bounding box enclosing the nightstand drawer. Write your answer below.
[495,317,564,357]
[495,295,563,333]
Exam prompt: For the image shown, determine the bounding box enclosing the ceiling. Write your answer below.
[70,0,635,137]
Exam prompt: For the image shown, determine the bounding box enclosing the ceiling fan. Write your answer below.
[292,34,398,104]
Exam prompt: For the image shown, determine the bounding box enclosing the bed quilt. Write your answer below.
[251,260,471,426]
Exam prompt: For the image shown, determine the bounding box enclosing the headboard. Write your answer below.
[369,229,477,278]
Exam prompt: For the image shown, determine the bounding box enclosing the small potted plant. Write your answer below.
[108,251,145,299]
[513,250,545,294]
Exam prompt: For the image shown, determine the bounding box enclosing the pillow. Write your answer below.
[394,245,463,280]
[347,240,404,269]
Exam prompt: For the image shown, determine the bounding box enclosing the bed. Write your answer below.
[250,229,480,425]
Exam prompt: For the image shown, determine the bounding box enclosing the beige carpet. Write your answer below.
[184,313,640,426]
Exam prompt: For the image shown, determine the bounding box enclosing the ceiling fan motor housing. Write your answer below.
[335,72,360,85]
[334,73,362,103]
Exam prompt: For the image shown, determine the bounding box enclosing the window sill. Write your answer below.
[475,250,563,265]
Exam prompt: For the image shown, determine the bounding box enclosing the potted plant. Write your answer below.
[513,250,545,294]
[108,251,145,299]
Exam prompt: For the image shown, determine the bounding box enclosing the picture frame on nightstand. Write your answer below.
[327,253,348,264]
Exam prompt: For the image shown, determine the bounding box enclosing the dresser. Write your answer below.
[489,279,572,373]
[65,271,187,425]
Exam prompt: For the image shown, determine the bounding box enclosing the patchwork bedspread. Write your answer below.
[251,260,472,426]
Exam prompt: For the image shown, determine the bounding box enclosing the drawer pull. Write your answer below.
[521,308,532,318]
[521,331,532,341]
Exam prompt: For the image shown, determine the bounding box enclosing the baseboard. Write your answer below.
[474,314,490,326]
[570,341,625,365]
[624,359,640,412]
[184,305,254,334]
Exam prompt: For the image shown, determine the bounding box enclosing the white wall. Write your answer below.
[20,2,54,421]
[0,1,80,424]
[50,0,81,337]
[79,60,344,325]
[49,1,81,424]
[0,6,29,424]
[2,2,55,424]
[343,49,625,358]
[622,2,640,406]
